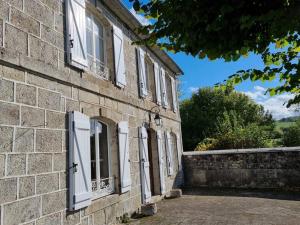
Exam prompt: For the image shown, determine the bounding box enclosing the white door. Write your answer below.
[139,126,152,203]
[156,130,166,194]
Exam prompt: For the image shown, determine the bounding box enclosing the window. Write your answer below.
[90,119,114,198]
[86,13,108,79]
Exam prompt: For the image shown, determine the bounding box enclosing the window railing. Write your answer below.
[92,177,115,198]
[87,59,109,80]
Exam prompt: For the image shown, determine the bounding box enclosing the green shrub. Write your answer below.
[195,111,270,150]
[282,120,300,147]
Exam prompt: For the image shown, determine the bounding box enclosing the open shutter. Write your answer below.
[176,133,182,170]
[156,130,166,194]
[165,131,173,176]
[160,68,168,108]
[118,121,131,193]
[171,77,178,112]
[66,0,88,69]
[139,126,152,203]
[154,62,162,105]
[113,25,126,88]
[137,48,147,98]
[69,111,91,211]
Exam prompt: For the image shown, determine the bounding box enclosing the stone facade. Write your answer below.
[183,148,300,189]
[0,0,184,224]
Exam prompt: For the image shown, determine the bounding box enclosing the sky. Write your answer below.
[123,1,299,120]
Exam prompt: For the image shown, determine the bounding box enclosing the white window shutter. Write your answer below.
[118,121,131,193]
[165,131,173,176]
[156,130,166,194]
[113,25,126,88]
[176,133,182,170]
[139,126,152,203]
[137,48,148,98]
[66,0,88,69]
[171,77,178,112]
[68,111,92,211]
[160,68,168,108]
[154,62,162,105]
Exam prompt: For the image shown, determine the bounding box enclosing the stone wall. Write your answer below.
[0,0,184,224]
[183,148,300,189]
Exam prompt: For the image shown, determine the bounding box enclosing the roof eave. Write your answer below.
[101,0,184,75]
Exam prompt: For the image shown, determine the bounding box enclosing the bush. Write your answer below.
[282,120,300,147]
[180,87,275,150]
[195,111,270,150]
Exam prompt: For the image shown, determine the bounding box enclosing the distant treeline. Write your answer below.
[278,116,300,122]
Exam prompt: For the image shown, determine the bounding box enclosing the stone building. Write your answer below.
[0,0,183,224]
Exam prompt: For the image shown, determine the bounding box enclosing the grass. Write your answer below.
[275,121,295,133]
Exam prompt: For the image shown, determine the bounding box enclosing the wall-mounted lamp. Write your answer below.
[154,113,162,127]
[148,105,163,127]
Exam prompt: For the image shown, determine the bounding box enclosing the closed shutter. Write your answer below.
[154,62,162,105]
[165,131,173,176]
[156,130,166,194]
[137,48,147,98]
[171,77,177,112]
[113,25,126,88]
[69,111,91,211]
[160,68,168,108]
[66,0,88,69]
[118,121,131,193]
[139,126,152,203]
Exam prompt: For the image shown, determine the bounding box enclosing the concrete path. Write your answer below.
[129,189,300,225]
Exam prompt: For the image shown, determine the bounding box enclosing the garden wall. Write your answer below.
[183,148,300,189]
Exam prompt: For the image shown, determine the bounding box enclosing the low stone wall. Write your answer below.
[183,148,300,189]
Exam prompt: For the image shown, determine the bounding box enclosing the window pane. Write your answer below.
[99,39,104,63]
[95,37,100,60]
[86,14,92,30]
[95,38,105,64]
[87,30,93,55]
[99,123,109,180]
[90,135,96,181]
[93,20,103,38]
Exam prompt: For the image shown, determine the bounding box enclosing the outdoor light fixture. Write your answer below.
[154,113,162,126]
[147,105,163,127]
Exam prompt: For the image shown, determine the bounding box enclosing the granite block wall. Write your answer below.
[183,148,300,189]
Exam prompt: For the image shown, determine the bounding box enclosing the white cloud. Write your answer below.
[188,87,199,93]
[242,86,299,120]
[129,8,150,26]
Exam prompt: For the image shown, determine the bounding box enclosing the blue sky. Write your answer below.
[123,1,299,119]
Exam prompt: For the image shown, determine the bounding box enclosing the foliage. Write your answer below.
[129,0,300,106]
[282,119,300,146]
[180,87,274,150]
[195,111,270,150]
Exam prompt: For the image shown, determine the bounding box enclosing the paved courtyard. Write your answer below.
[129,189,300,225]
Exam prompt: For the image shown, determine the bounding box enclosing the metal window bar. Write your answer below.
[92,177,115,197]
[88,58,109,80]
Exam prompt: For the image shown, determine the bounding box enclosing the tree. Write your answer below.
[180,87,274,150]
[282,119,300,146]
[129,0,300,106]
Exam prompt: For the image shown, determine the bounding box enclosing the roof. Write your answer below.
[101,0,184,75]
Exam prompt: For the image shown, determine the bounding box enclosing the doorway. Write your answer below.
[147,128,163,196]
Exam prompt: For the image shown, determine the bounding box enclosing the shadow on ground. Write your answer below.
[183,187,300,201]
[128,188,300,225]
